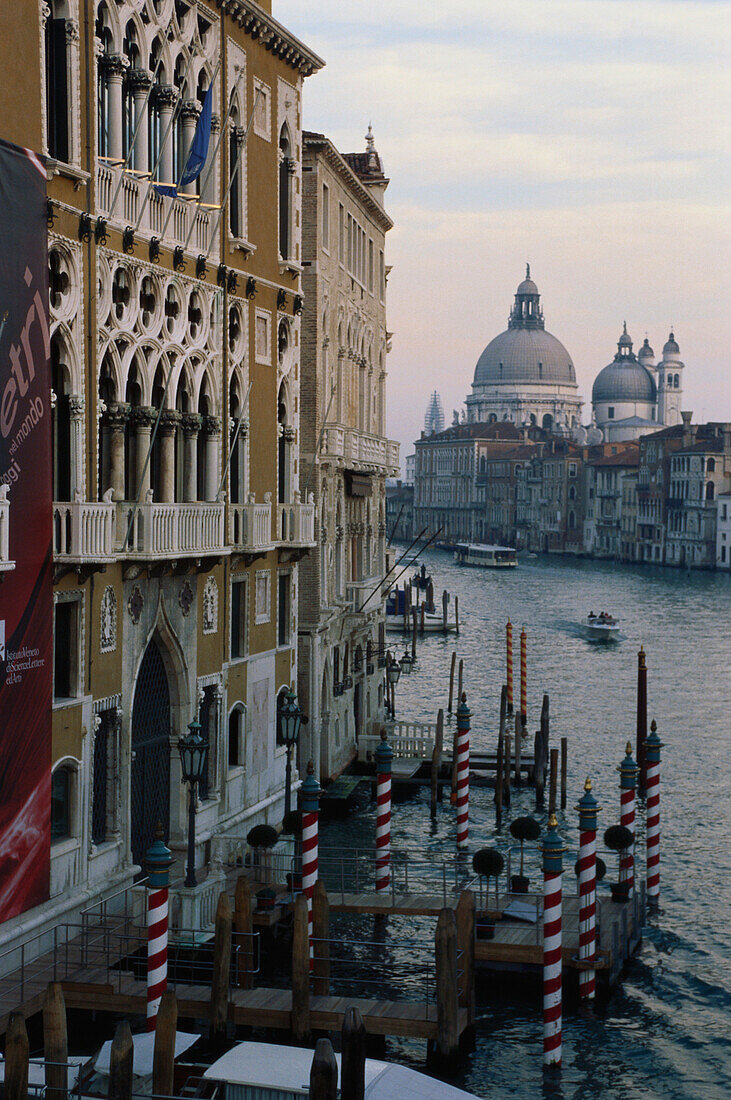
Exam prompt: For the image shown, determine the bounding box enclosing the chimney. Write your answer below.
[680,410,693,447]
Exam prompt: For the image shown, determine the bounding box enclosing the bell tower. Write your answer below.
[657,332,683,427]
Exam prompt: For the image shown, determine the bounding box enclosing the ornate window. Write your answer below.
[51,764,74,840]
[278,124,293,259]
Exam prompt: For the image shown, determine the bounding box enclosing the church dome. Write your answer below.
[638,337,654,360]
[592,325,657,403]
[472,268,576,387]
[663,331,680,359]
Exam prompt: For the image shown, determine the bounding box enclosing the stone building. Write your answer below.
[298,128,398,781]
[666,427,731,568]
[592,327,684,442]
[715,494,731,570]
[386,481,414,543]
[0,0,321,958]
[586,445,640,559]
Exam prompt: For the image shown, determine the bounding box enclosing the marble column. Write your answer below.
[180,100,201,196]
[158,410,179,503]
[155,85,177,186]
[203,416,221,501]
[200,114,220,207]
[104,401,130,501]
[101,54,128,162]
[68,394,85,500]
[128,68,152,174]
[133,406,156,500]
[182,413,202,501]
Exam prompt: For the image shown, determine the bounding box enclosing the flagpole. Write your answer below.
[132,46,200,236]
[204,88,262,261]
[180,66,247,256]
[107,19,173,219]
[156,55,222,244]
[217,381,253,500]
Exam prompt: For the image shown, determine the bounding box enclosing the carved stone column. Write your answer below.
[132,406,156,500]
[200,113,220,207]
[104,401,130,501]
[155,85,178,186]
[180,100,201,196]
[100,54,128,162]
[203,415,221,502]
[182,413,202,502]
[128,68,152,175]
[68,394,85,500]
[158,410,179,503]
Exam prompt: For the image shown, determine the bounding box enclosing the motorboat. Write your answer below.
[583,611,620,640]
[454,543,517,568]
[203,1040,481,1099]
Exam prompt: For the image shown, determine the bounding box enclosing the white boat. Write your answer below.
[454,543,517,568]
[583,612,620,640]
[386,611,457,633]
[203,1040,481,1099]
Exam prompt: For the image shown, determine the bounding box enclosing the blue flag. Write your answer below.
[155,83,213,197]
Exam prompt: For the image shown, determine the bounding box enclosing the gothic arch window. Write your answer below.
[197,372,214,501]
[148,35,167,173]
[707,458,715,473]
[122,19,141,165]
[52,332,73,502]
[229,372,248,505]
[278,381,291,504]
[278,124,293,259]
[228,704,245,768]
[706,482,715,502]
[229,104,244,238]
[51,763,76,841]
[45,1,70,162]
[124,360,143,500]
[96,4,114,159]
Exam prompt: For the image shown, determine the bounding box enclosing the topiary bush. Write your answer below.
[509,816,541,876]
[247,823,279,850]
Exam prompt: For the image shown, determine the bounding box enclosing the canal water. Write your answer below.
[320,549,731,1099]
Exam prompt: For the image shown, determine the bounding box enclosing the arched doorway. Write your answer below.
[130,638,171,869]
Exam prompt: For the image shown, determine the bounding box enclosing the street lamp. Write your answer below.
[386,653,402,719]
[178,719,209,889]
[278,689,303,817]
[400,649,413,674]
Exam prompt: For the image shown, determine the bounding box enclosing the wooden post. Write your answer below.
[560,737,568,810]
[341,1007,367,1100]
[6,1013,29,1100]
[499,683,507,741]
[292,893,310,1043]
[548,747,559,816]
[411,608,417,659]
[503,732,511,808]
[309,1038,338,1100]
[534,730,545,809]
[495,731,504,829]
[455,595,460,635]
[514,712,522,787]
[210,891,232,1043]
[43,983,68,1100]
[108,1021,133,1100]
[637,646,648,794]
[420,602,425,635]
[542,694,550,768]
[403,583,409,630]
[431,708,444,815]
[153,991,177,1099]
[312,879,330,996]
[234,875,253,989]
[442,589,448,632]
[458,658,464,702]
[450,712,459,805]
[455,890,475,1024]
[447,651,456,713]
[435,908,459,1062]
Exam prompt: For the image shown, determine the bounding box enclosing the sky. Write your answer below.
[276,0,731,468]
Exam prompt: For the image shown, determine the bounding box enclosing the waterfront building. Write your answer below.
[404,453,416,486]
[585,445,640,559]
[715,494,731,570]
[298,128,397,780]
[386,481,414,543]
[514,440,586,553]
[666,430,731,568]
[476,443,537,547]
[465,268,583,431]
[592,327,684,442]
[620,470,639,562]
[0,0,322,957]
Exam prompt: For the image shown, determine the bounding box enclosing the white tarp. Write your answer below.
[94,1032,200,1077]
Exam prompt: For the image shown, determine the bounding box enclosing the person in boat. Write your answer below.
[589,611,596,619]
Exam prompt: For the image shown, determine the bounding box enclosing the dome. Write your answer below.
[618,322,632,349]
[474,328,576,386]
[592,359,657,403]
[516,276,539,296]
[638,337,654,360]
[663,331,680,357]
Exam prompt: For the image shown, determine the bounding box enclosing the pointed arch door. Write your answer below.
[130,638,171,869]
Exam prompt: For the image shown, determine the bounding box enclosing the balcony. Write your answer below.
[117,501,225,558]
[344,576,383,614]
[96,164,217,260]
[320,424,399,474]
[229,496,274,554]
[53,499,116,563]
[276,495,316,548]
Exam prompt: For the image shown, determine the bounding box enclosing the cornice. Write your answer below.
[303,134,394,234]
[216,1,325,77]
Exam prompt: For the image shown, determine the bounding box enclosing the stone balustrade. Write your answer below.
[276,496,316,547]
[229,497,274,552]
[320,422,399,474]
[53,499,117,562]
[0,489,14,571]
[117,501,225,557]
[97,164,215,258]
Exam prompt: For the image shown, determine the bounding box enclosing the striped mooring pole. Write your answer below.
[645,720,664,905]
[145,826,173,1031]
[375,729,393,893]
[520,626,527,727]
[618,742,639,892]
[506,620,514,714]
[301,762,321,966]
[576,777,601,1002]
[542,813,566,1067]
[456,692,471,849]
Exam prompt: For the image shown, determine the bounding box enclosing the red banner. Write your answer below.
[0,138,53,922]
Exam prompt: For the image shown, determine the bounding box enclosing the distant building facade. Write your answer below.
[386,481,414,543]
[424,391,445,436]
[716,494,731,570]
[592,327,684,442]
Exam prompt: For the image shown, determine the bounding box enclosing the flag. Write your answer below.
[155,83,213,197]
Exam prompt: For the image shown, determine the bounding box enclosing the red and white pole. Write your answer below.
[619,742,639,893]
[542,814,566,1067]
[506,620,514,714]
[576,777,601,1002]
[301,762,321,966]
[645,721,663,905]
[145,828,173,1031]
[520,626,527,726]
[455,693,471,849]
[375,731,393,893]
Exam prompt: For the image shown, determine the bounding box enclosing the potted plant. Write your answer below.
[247,823,279,887]
[256,886,277,912]
[473,848,505,938]
[509,816,541,893]
[603,825,633,902]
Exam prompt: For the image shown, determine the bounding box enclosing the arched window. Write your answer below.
[122,20,140,164]
[46,1,69,162]
[148,36,165,173]
[278,381,291,504]
[96,4,113,158]
[51,764,74,840]
[229,106,242,238]
[279,124,292,259]
[197,372,213,501]
[51,333,72,502]
[568,510,576,530]
[707,458,715,473]
[706,482,715,502]
[542,413,553,430]
[568,485,576,501]
[228,706,245,768]
[674,374,680,388]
